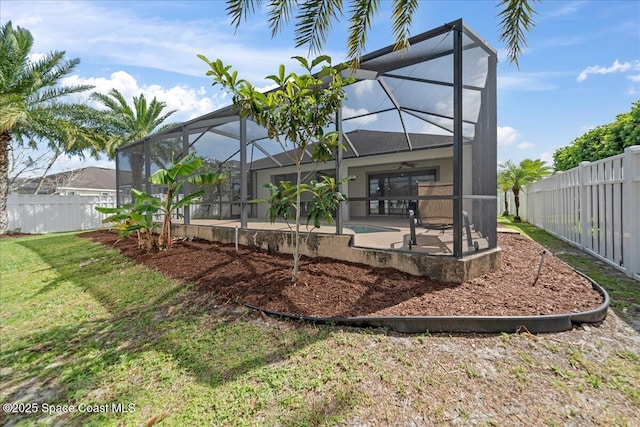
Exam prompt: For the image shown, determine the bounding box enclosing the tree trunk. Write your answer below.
[292,167,302,283]
[502,190,509,216]
[513,188,521,222]
[159,189,173,249]
[0,131,11,235]
[34,150,61,195]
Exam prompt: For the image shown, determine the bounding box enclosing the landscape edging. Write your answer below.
[242,274,609,334]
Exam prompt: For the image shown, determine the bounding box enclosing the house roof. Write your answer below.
[249,130,453,170]
[13,167,116,194]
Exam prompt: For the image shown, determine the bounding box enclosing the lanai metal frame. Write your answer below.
[115,19,497,258]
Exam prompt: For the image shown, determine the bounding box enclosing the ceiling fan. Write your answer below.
[398,161,417,169]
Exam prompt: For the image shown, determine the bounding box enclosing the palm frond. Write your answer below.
[33,84,94,104]
[268,0,296,37]
[227,0,263,28]
[497,0,539,67]
[391,0,417,51]
[294,0,343,54]
[346,0,379,65]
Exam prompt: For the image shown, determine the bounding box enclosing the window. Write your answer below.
[368,169,437,215]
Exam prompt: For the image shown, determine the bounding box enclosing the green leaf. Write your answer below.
[95,206,123,214]
[149,169,173,185]
[188,172,226,186]
[174,190,205,210]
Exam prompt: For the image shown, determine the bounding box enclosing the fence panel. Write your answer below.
[7,194,117,234]
[520,146,640,281]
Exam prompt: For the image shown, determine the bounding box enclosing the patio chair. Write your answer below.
[416,181,475,249]
[417,181,454,232]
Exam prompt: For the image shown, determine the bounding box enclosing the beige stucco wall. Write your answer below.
[252,146,455,220]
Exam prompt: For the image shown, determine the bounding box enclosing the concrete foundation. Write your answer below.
[172,223,501,283]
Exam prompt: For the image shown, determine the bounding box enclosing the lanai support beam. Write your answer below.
[335,107,344,234]
[240,117,248,229]
[452,20,463,258]
[182,125,191,225]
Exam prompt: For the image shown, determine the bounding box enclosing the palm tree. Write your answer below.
[91,89,177,192]
[497,169,511,216]
[499,158,551,221]
[226,0,538,66]
[0,21,103,234]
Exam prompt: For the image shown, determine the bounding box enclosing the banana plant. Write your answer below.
[96,188,161,249]
[149,152,226,249]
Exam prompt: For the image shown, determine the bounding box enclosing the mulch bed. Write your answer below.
[81,229,604,318]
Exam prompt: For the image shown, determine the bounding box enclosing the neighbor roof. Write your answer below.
[13,167,116,194]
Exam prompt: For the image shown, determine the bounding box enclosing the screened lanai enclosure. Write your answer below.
[116,19,497,259]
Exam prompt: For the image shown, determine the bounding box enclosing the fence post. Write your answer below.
[579,161,591,251]
[622,146,640,279]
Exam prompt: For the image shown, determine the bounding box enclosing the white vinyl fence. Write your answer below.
[510,146,640,281]
[7,194,117,234]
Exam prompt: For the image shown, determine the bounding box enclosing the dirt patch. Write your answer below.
[0,231,37,239]
[81,229,604,318]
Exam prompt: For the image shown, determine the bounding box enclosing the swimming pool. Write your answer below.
[345,224,400,234]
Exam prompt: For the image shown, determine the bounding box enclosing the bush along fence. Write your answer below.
[6,194,117,234]
[516,146,639,281]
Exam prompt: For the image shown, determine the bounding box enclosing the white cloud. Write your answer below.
[540,1,588,21]
[628,74,640,83]
[353,79,376,98]
[517,141,534,150]
[539,152,554,167]
[497,126,520,148]
[27,53,45,63]
[577,60,640,82]
[51,153,115,175]
[5,1,343,85]
[498,73,558,91]
[342,107,378,125]
[62,71,225,121]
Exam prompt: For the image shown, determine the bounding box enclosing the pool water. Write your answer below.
[345,224,400,234]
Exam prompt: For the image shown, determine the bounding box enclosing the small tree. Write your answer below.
[497,169,511,216]
[199,54,352,282]
[149,152,226,249]
[96,188,161,250]
[499,158,551,221]
[97,153,225,249]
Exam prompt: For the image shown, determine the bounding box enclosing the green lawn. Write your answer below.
[1,231,639,426]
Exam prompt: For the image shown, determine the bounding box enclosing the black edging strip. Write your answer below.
[242,273,610,334]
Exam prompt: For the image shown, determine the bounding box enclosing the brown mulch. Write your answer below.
[81,229,604,318]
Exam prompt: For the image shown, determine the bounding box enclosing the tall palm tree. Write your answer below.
[0,21,104,234]
[497,169,511,216]
[226,0,538,66]
[91,89,177,192]
[499,158,551,221]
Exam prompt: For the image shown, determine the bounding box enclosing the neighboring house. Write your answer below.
[12,167,117,196]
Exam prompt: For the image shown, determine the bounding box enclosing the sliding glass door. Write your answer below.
[368,169,436,215]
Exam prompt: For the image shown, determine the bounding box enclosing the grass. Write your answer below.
[1,231,639,425]
[498,215,640,328]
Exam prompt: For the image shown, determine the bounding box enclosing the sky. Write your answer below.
[3,0,639,175]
